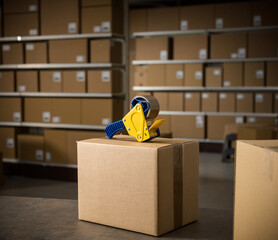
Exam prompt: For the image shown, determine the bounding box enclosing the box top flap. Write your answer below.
[238,140,278,153]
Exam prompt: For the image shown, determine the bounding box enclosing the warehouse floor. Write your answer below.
[0,153,234,239]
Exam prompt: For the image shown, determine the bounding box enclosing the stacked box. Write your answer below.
[236,93,253,113]
[254,93,273,113]
[16,71,38,92]
[219,93,235,112]
[62,71,86,93]
[184,93,201,112]
[0,72,15,92]
[0,127,18,158]
[244,62,265,86]
[223,63,243,87]
[266,62,278,86]
[185,64,203,86]
[40,71,63,92]
[2,43,23,64]
[168,93,183,111]
[25,42,47,63]
[201,93,218,112]
[130,9,147,33]
[166,64,184,86]
[0,98,22,122]
[205,67,222,87]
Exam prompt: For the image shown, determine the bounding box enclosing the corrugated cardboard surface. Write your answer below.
[168,93,184,111]
[0,97,22,122]
[0,71,15,92]
[0,127,16,158]
[185,64,203,86]
[166,64,184,86]
[17,134,44,161]
[40,71,63,92]
[236,93,253,113]
[16,71,38,92]
[130,9,147,32]
[40,0,79,35]
[4,13,38,37]
[3,0,38,14]
[62,71,86,93]
[223,63,243,87]
[184,92,201,111]
[201,92,218,112]
[205,67,222,87]
[207,116,236,139]
[24,98,52,122]
[266,61,278,86]
[25,42,47,63]
[219,93,235,112]
[2,43,23,64]
[255,93,273,113]
[78,135,199,236]
[234,140,278,239]
[244,62,265,86]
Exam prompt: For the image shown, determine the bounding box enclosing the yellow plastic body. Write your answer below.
[122,103,164,142]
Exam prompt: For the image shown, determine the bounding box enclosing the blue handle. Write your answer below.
[105,120,125,138]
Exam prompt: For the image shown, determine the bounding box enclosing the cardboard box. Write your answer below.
[237,125,276,140]
[81,5,123,34]
[90,39,122,63]
[166,64,184,86]
[174,35,208,59]
[24,98,52,123]
[184,93,201,112]
[223,63,243,87]
[67,130,105,164]
[44,129,67,164]
[3,0,38,14]
[49,39,87,63]
[234,140,278,240]
[87,70,122,93]
[210,33,247,59]
[0,98,22,122]
[236,93,253,113]
[171,115,205,139]
[168,93,184,111]
[135,37,170,60]
[130,9,147,32]
[2,43,23,64]
[153,92,168,111]
[185,64,203,87]
[4,13,38,37]
[205,67,222,87]
[251,1,278,26]
[207,116,237,139]
[179,4,214,30]
[62,71,86,93]
[201,93,218,112]
[255,93,273,113]
[148,65,166,86]
[17,134,44,161]
[134,65,148,86]
[266,61,278,86]
[78,135,199,236]
[214,2,252,29]
[0,127,17,158]
[41,0,79,35]
[248,32,277,58]
[275,93,278,113]
[244,62,265,86]
[81,99,123,125]
[147,7,179,31]
[25,42,47,63]
[246,116,276,125]
[52,98,81,124]
[40,71,63,92]
[219,93,235,112]
[16,71,38,92]
[0,71,15,92]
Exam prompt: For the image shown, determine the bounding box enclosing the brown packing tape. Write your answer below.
[173,143,183,228]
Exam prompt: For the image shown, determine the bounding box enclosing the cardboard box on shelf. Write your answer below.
[4,13,38,37]
[207,116,237,139]
[266,61,278,86]
[153,92,168,111]
[44,129,67,164]
[179,4,214,30]
[40,71,63,92]
[87,70,122,93]
[0,71,15,92]
[148,65,166,86]
[40,0,79,35]
[81,5,123,34]
[0,98,22,122]
[248,32,277,58]
[236,93,253,113]
[234,140,278,240]
[246,116,276,125]
[184,92,201,112]
[90,39,122,63]
[0,127,17,158]
[78,135,199,236]
[24,98,52,123]
[255,93,273,113]
[135,37,170,60]
[49,39,87,63]
[251,1,278,26]
[168,92,184,111]
[205,67,222,87]
[171,115,205,139]
[210,33,247,59]
[185,64,203,87]
[81,99,123,125]
[62,71,86,93]
[214,2,252,29]
[201,92,218,112]
[16,71,38,92]
[219,93,235,112]
[134,65,148,86]
[147,7,179,31]
[130,9,147,32]
[3,0,38,14]
[52,98,81,124]
[174,35,208,59]
[223,63,243,87]
[25,42,47,63]
[2,43,23,64]
[244,62,265,86]
[17,134,44,161]
[275,93,278,113]
[166,64,184,86]
[237,125,277,140]
[67,130,105,165]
